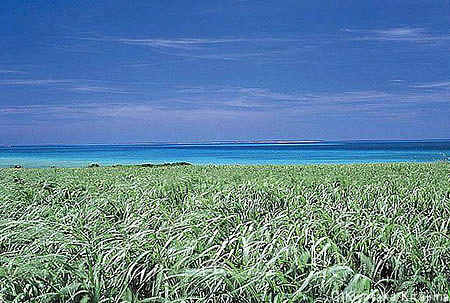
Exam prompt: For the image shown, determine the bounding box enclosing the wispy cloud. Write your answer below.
[0,104,80,115]
[70,34,323,62]
[124,58,198,67]
[157,83,450,117]
[68,85,131,94]
[4,81,447,123]
[115,38,250,49]
[121,37,310,61]
[0,79,72,85]
[68,26,448,65]
[343,27,450,44]
[408,80,450,89]
[0,79,132,94]
[2,74,448,120]
[0,69,26,74]
[0,104,94,123]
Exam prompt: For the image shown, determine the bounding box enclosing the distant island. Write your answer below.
[133,139,324,145]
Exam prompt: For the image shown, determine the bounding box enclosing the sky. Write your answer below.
[0,0,449,144]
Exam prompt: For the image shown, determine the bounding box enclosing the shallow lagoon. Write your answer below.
[1,140,449,168]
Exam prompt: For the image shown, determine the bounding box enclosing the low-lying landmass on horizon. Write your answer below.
[132,139,324,145]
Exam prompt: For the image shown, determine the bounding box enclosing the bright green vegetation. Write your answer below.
[0,163,449,302]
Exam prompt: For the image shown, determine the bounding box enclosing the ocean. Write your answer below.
[0,140,449,168]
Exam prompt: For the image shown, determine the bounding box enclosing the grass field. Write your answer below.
[0,163,449,302]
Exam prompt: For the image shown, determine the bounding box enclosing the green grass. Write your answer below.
[0,163,449,302]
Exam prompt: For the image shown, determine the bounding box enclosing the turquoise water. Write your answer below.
[0,140,449,168]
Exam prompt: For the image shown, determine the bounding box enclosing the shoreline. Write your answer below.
[2,160,448,170]
[1,140,449,168]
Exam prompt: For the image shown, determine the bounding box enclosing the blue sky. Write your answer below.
[0,0,449,144]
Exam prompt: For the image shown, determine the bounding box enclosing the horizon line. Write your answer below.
[2,138,450,147]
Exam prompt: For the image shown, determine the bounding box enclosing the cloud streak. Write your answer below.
[343,27,450,45]
[0,79,72,85]
[69,26,449,64]
[2,81,448,123]
[71,34,324,62]
[0,79,132,94]
[68,85,131,94]
[408,80,450,89]
[115,38,251,49]
[0,69,25,74]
